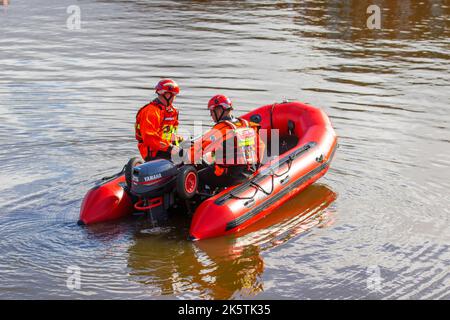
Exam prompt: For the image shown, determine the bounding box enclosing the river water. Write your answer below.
[0,0,449,299]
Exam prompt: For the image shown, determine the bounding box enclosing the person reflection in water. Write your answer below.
[127,234,264,299]
[126,184,337,299]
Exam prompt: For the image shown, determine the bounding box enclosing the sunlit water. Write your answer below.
[0,0,449,299]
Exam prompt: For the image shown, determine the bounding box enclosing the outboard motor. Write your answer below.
[128,158,199,223]
[130,159,178,223]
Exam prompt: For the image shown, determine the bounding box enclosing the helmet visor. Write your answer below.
[208,102,232,111]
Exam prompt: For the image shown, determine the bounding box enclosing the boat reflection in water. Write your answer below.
[127,184,337,299]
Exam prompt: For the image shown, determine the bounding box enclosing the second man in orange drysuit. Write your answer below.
[190,94,265,189]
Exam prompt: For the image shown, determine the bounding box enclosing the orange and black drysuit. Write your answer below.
[135,99,179,161]
[190,116,265,188]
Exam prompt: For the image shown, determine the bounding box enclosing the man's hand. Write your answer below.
[172,135,184,146]
[176,135,184,143]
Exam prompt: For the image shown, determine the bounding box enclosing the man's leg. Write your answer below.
[198,166,249,191]
[145,150,171,161]
[198,166,221,190]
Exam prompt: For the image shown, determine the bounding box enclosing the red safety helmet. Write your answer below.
[155,79,180,96]
[207,94,233,111]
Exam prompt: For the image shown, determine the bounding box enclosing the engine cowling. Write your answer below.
[130,159,178,198]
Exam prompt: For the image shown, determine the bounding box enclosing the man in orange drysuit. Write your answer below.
[190,94,265,189]
[135,79,182,161]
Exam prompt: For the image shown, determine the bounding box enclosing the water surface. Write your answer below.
[0,0,449,299]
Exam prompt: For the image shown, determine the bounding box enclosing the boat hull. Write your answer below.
[189,101,337,240]
[78,175,134,225]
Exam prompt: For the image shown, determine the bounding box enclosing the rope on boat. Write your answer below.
[228,157,293,201]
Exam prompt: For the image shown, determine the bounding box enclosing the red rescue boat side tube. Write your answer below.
[189,101,337,240]
[78,175,134,225]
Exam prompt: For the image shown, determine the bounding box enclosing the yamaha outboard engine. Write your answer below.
[130,159,178,223]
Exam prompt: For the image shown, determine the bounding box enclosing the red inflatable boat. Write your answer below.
[79,101,337,240]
